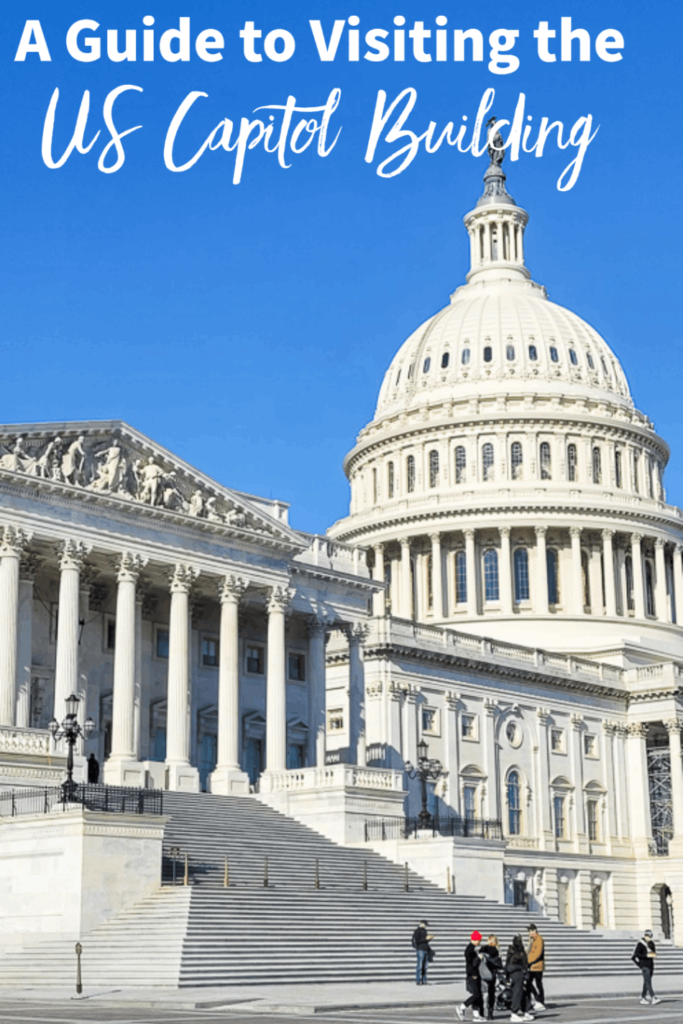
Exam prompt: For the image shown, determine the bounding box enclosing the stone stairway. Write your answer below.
[2,790,683,989]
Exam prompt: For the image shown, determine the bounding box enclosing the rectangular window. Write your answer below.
[202,636,219,667]
[288,652,306,681]
[105,618,116,651]
[463,785,477,821]
[328,709,344,731]
[587,799,599,842]
[246,644,264,675]
[461,714,476,739]
[584,733,597,757]
[155,628,169,660]
[551,728,565,753]
[422,708,439,735]
[455,551,467,604]
[554,794,566,838]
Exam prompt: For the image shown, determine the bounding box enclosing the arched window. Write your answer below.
[547,549,560,605]
[528,344,538,361]
[455,550,467,604]
[462,348,471,365]
[514,548,530,602]
[645,561,655,617]
[387,461,395,498]
[423,357,431,373]
[549,346,559,363]
[372,468,378,503]
[540,442,552,480]
[647,458,654,499]
[407,363,415,379]
[506,344,515,361]
[625,555,634,611]
[441,351,450,369]
[483,549,499,602]
[455,446,467,484]
[581,551,591,608]
[507,769,522,835]
[429,450,439,488]
[511,441,523,480]
[615,449,622,489]
[632,450,640,493]
[592,446,602,485]
[427,553,433,609]
[482,443,495,481]
[395,369,401,385]
[567,443,577,482]
[483,345,493,363]
[569,349,578,366]
[587,352,595,369]
[406,455,415,493]
[600,356,609,376]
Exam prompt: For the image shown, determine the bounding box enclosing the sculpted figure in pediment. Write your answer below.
[0,436,37,475]
[205,497,223,522]
[91,440,125,492]
[188,489,205,517]
[61,436,87,486]
[139,456,165,505]
[35,436,64,481]
[162,471,186,511]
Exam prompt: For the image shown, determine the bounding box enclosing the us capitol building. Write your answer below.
[0,155,682,946]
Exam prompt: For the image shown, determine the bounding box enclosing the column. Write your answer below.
[631,533,646,619]
[400,538,412,619]
[464,528,477,616]
[569,527,584,614]
[535,526,549,614]
[665,719,683,847]
[53,539,89,722]
[536,709,552,844]
[0,527,27,726]
[306,617,327,768]
[601,722,618,847]
[210,575,250,794]
[614,726,630,839]
[499,527,512,615]
[673,545,683,626]
[265,584,290,773]
[626,722,652,856]
[602,530,617,617]
[483,699,499,820]
[105,553,146,784]
[654,538,670,622]
[16,553,37,728]
[430,533,443,619]
[134,592,143,758]
[444,693,461,815]
[569,714,587,851]
[348,623,368,766]
[372,544,385,617]
[165,563,200,791]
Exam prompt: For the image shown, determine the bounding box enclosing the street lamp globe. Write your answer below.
[48,718,59,738]
[84,716,95,737]
[417,737,429,763]
[65,693,80,718]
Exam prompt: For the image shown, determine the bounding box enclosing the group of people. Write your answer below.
[412,920,664,1018]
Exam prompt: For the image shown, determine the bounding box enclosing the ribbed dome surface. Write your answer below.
[375,280,632,418]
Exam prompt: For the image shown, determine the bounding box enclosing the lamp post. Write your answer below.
[405,737,443,830]
[48,693,95,801]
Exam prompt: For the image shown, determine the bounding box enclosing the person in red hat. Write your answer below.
[455,930,484,1021]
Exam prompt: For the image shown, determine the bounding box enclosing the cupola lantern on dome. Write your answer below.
[463,119,530,287]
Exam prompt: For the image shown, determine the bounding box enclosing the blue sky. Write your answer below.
[0,1,681,533]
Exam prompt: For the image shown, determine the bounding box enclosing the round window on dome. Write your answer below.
[483,346,493,363]
[528,344,538,361]
[569,349,578,366]
[506,345,515,361]
[441,352,450,369]
[423,357,431,373]
[549,346,559,363]
[462,348,471,365]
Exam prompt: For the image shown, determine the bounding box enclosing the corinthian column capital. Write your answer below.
[169,563,198,593]
[57,538,90,571]
[115,551,147,584]
[664,718,683,736]
[267,584,293,614]
[218,574,248,604]
[0,525,30,557]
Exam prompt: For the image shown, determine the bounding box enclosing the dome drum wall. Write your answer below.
[328,166,683,655]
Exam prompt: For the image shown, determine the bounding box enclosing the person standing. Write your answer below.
[525,924,545,1011]
[412,918,433,985]
[456,930,485,1021]
[506,934,534,1023]
[632,929,661,1005]
[479,934,503,1020]
[87,753,100,784]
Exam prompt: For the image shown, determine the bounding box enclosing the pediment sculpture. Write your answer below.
[0,432,270,535]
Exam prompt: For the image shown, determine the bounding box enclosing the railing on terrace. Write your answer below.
[0,784,164,818]
[364,815,502,842]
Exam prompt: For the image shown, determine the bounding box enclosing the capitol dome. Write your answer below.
[329,161,683,658]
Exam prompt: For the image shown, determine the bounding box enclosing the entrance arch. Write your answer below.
[651,883,674,940]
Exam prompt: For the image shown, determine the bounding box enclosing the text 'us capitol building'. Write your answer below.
[1,151,683,961]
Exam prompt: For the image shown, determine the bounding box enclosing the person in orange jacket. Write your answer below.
[525,924,545,1011]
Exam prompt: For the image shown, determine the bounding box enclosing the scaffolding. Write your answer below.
[648,746,673,856]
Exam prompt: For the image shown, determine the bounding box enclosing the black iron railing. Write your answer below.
[364,815,502,842]
[0,784,164,818]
